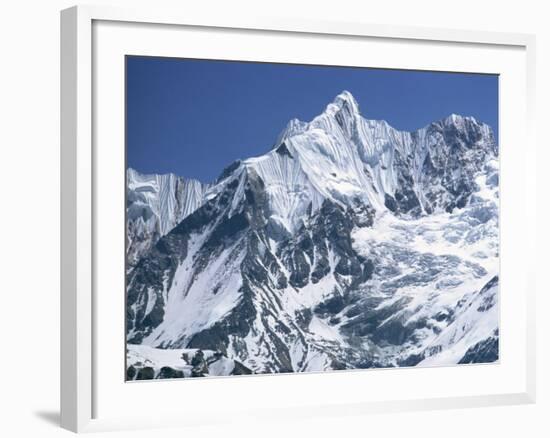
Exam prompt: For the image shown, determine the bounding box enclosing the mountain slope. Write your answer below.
[126,91,499,376]
[126,168,209,267]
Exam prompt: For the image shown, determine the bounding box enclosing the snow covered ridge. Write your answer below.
[126,91,499,379]
[126,168,209,268]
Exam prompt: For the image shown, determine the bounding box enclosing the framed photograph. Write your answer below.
[61,5,536,433]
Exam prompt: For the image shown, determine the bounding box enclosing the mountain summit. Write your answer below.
[324,90,361,117]
[210,91,496,231]
[126,92,499,378]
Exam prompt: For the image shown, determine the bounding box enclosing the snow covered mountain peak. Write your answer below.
[307,90,362,137]
[443,113,474,125]
[434,112,493,137]
[275,91,362,146]
[126,91,499,377]
[217,91,498,235]
[325,90,361,116]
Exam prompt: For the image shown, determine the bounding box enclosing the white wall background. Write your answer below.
[0,0,547,436]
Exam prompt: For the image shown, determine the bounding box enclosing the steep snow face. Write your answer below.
[126,91,499,377]
[231,90,496,233]
[126,168,209,267]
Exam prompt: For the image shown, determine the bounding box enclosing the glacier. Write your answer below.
[126,91,499,379]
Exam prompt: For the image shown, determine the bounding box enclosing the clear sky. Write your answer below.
[126,56,498,184]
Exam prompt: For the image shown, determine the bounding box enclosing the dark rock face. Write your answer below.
[418,118,497,214]
[458,332,499,364]
[232,361,253,375]
[477,276,498,312]
[275,142,293,158]
[186,296,256,354]
[388,151,422,215]
[375,116,498,217]
[280,200,375,291]
[190,350,209,377]
[216,160,242,184]
[126,365,137,380]
[136,367,155,380]
[158,367,185,379]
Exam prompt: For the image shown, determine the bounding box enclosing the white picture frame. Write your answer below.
[60,4,537,433]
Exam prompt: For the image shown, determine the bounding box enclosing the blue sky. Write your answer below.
[126,56,498,183]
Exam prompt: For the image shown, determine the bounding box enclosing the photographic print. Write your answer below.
[125,57,499,380]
